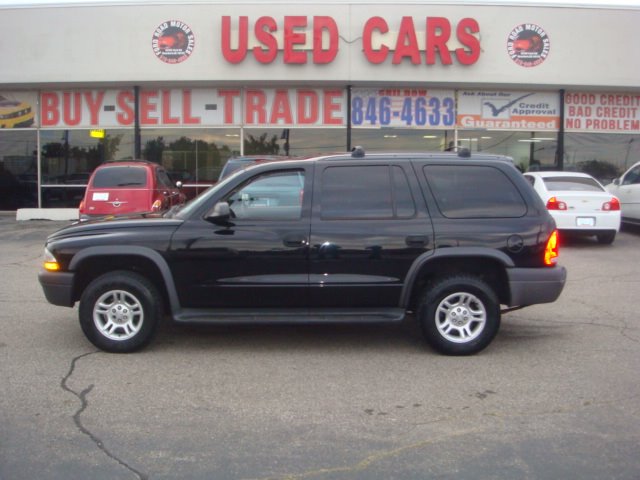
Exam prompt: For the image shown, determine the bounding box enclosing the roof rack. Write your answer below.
[351,146,365,158]
[457,148,471,158]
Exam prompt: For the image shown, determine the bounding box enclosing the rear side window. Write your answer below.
[424,165,526,218]
[320,165,416,219]
[92,166,148,188]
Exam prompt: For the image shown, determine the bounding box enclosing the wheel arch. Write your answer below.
[401,248,513,311]
[69,246,180,315]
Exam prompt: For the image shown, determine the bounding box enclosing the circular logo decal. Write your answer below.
[507,24,550,67]
[152,20,195,64]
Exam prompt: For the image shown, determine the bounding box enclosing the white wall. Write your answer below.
[1,2,638,89]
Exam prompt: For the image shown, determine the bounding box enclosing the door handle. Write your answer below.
[283,234,308,247]
[405,235,428,247]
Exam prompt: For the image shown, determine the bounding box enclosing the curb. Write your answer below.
[15,208,79,221]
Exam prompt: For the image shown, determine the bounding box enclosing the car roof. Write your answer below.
[93,160,160,169]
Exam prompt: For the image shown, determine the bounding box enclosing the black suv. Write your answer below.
[39,149,566,355]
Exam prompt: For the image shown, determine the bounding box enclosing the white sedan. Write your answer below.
[605,161,640,226]
[524,171,621,244]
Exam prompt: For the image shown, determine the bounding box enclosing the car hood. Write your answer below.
[47,214,183,241]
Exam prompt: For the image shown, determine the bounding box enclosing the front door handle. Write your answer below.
[406,235,428,247]
[283,234,308,247]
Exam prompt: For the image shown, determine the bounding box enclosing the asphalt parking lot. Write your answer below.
[1,215,639,480]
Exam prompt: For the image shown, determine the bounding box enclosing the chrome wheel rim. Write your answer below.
[435,292,486,343]
[93,290,144,341]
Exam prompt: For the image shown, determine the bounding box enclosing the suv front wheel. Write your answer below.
[418,275,500,355]
[79,271,163,353]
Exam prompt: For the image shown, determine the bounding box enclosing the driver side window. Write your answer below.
[226,170,305,221]
[622,166,640,186]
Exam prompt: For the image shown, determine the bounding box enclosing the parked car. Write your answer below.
[605,161,640,226]
[78,161,185,220]
[524,171,621,244]
[40,149,566,355]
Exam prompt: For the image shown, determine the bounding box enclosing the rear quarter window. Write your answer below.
[424,165,527,218]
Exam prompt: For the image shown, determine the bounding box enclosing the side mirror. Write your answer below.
[613,178,621,186]
[206,201,231,223]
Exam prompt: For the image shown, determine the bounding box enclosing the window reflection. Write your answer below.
[140,128,241,199]
[39,129,134,207]
[0,130,37,209]
[243,128,347,156]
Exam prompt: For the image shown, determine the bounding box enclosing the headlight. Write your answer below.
[43,247,60,271]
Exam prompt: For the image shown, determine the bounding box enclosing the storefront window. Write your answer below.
[243,128,348,157]
[352,129,452,152]
[351,129,558,172]
[0,130,37,209]
[564,133,640,183]
[458,131,557,172]
[140,128,241,198]
[39,129,134,207]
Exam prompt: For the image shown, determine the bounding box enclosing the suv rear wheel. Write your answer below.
[418,275,500,355]
[79,271,162,353]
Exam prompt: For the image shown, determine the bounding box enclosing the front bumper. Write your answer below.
[507,266,567,306]
[38,270,75,307]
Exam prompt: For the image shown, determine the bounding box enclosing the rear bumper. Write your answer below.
[507,266,567,306]
[38,270,75,307]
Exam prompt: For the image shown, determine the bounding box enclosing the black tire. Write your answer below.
[596,231,616,245]
[418,275,500,355]
[79,271,163,353]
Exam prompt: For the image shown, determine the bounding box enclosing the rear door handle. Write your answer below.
[405,235,428,247]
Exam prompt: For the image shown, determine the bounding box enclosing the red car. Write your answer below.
[79,161,185,221]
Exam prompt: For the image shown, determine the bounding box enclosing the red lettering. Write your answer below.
[312,16,338,64]
[270,90,293,124]
[182,90,201,124]
[221,16,248,63]
[393,17,420,64]
[426,17,452,65]
[253,16,278,63]
[116,91,134,125]
[140,91,159,125]
[455,18,480,65]
[41,92,60,126]
[323,90,343,125]
[218,89,241,124]
[63,92,82,126]
[363,16,389,64]
[161,90,179,124]
[284,16,307,64]
[84,91,104,126]
[297,90,319,124]
[246,90,267,124]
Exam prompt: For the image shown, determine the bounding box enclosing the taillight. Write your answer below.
[602,197,620,211]
[544,230,559,266]
[78,200,84,213]
[151,199,162,211]
[546,197,567,210]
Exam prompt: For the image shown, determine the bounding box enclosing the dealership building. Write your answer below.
[1,0,639,213]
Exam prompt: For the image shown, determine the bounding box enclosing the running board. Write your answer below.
[173,308,406,324]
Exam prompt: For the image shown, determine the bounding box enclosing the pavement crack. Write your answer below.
[61,351,148,480]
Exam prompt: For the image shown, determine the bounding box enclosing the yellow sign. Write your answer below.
[89,129,105,139]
